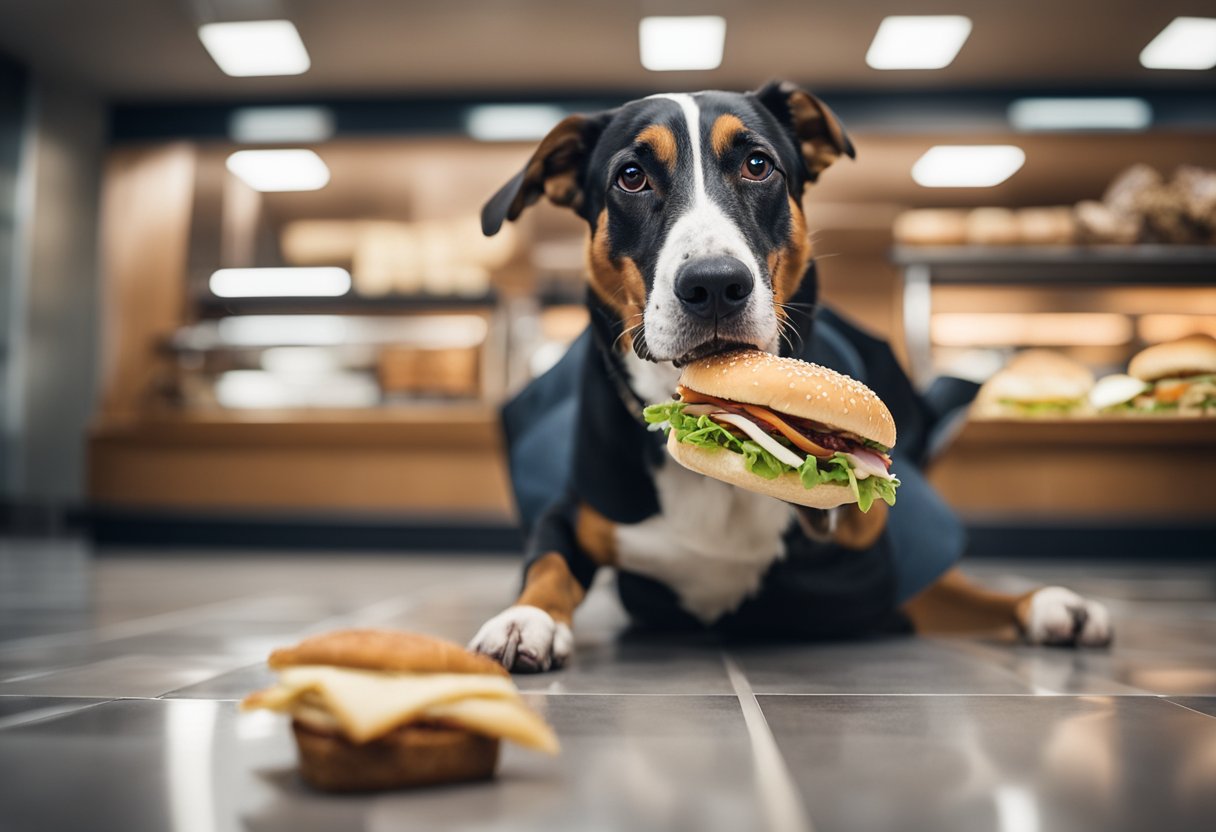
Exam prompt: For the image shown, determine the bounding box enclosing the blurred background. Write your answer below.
[0,0,1213,553]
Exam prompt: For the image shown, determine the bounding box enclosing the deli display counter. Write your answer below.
[86,118,1216,533]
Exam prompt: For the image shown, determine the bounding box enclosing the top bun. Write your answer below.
[268,629,508,677]
[979,350,1095,404]
[1128,334,1216,382]
[678,350,897,448]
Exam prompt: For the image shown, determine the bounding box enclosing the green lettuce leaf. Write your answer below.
[644,402,900,512]
[997,399,1080,415]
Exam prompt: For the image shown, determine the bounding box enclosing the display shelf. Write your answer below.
[892,245,1216,285]
[195,291,498,317]
[894,245,1216,384]
[958,415,1216,445]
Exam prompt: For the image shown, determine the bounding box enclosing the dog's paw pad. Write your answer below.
[1021,586,1113,648]
[468,605,572,673]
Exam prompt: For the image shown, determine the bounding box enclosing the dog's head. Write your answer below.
[482,81,854,365]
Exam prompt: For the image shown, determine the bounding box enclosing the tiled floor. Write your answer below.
[1,537,1214,832]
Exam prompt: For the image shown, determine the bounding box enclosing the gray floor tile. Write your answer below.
[162,662,276,700]
[0,654,248,698]
[760,694,1216,832]
[515,635,734,695]
[0,696,111,730]
[945,637,1216,695]
[1167,697,1216,719]
[729,636,1035,695]
[0,694,766,832]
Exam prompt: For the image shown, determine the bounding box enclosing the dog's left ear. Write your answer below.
[754,80,855,185]
[481,111,613,236]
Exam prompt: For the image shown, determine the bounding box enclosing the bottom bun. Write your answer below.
[292,721,499,792]
[665,432,856,510]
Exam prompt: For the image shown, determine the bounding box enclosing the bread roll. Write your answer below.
[893,209,969,246]
[965,207,1020,246]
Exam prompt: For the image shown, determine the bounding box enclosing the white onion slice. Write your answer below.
[710,412,806,469]
[844,450,895,481]
[1088,374,1149,411]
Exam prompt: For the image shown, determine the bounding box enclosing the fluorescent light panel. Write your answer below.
[1138,314,1216,342]
[639,16,726,71]
[866,15,972,70]
[198,20,310,77]
[217,315,349,347]
[1140,17,1216,70]
[215,370,380,409]
[466,105,567,141]
[912,145,1026,188]
[229,107,335,143]
[209,267,351,298]
[1009,98,1152,132]
[932,313,1133,347]
[225,149,330,192]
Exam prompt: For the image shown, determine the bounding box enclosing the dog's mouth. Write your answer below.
[672,338,759,368]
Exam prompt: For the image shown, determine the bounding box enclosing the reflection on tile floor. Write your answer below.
[1,537,1214,831]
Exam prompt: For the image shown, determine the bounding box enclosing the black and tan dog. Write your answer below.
[470,82,1112,671]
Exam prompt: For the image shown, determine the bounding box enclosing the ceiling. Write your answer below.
[0,0,1213,101]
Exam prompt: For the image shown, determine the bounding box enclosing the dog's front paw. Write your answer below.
[468,605,573,673]
[1018,586,1113,647]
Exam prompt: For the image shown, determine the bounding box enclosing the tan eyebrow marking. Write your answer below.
[635,124,677,171]
[710,113,747,158]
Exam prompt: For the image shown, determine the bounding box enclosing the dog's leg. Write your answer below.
[469,553,586,672]
[903,567,1112,647]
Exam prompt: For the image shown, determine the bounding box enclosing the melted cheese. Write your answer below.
[242,665,557,752]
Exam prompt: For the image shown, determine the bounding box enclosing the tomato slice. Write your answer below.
[1155,381,1190,404]
[738,405,835,458]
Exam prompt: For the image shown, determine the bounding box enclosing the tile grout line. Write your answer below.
[1159,697,1216,721]
[0,698,113,731]
[722,656,815,832]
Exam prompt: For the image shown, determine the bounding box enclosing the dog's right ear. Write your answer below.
[481,111,613,237]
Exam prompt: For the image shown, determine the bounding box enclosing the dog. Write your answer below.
[469,81,1112,672]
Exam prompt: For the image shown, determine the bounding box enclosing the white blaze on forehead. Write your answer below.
[640,93,777,360]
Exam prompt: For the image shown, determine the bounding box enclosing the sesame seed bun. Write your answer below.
[677,349,897,449]
[977,350,1095,405]
[268,629,509,678]
[666,431,856,510]
[1128,335,1216,382]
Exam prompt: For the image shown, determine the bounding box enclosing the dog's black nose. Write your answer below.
[674,256,754,320]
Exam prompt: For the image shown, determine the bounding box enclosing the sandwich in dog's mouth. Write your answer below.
[644,352,901,513]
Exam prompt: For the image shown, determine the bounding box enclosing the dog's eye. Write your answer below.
[742,153,774,182]
[616,165,650,193]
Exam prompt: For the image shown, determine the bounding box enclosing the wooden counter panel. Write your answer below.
[88,411,514,515]
[929,417,1216,520]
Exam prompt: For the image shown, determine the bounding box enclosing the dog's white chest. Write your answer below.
[613,457,793,624]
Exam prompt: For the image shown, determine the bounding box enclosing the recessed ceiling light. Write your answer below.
[911,145,1026,188]
[1140,17,1216,70]
[225,149,330,192]
[1008,98,1152,132]
[209,268,351,298]
[229,107,335,143]
[866,15,972,70]
[198,20,311,77]
[465,105,567,141]
[639,16,726,71]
